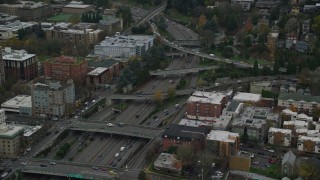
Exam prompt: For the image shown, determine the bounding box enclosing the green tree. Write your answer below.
[273,57,280,75]
[244,36,252,47]
[252,60,259,76]
[153,89,163,105]
[138,171,147,180]
[299,161,319,179]
[312,15,320,36]
[167,86,176,100]
[17,28,27,40]
[177,144,197,165]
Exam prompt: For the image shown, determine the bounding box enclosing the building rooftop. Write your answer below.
[162,124,210,141]
[283,120,308,128]
[233,92,261,102]
[188,91,226,104]
[96,35,154,48]
[87,67,108,76]
[0,21,38,33]
[180,115,232,130]
[87,58,119,68]
[1,95,32,110]
[251,81,272,87]
[206,130,239,143]
[1,1,48,8]
[2,47,36,61]
[282,151,296,165]
[99,16,120,26]
[46,56,84,65]
[0,125,24,139]
[279,92,320,103]
[23,125,42,137]
[226,101,242,113]
[232,106,278,129]
[154,153,182,172]
[33,79,74,91]
[269,127,292,134]
[298,135,320,143]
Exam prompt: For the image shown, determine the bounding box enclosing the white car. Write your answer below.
[269,149,275,153]
[21,162,27,166]
[1,172,8,178]
[210,54,215,57]
[50,162,56,165]
[107,123,115,127]
[26,147,31,152]
[115,153,119,158]
[120,147,125,152]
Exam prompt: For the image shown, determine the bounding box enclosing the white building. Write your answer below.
[94,34,154,58]
[283,120,309,130]
[206,130,240,157]
[0,21,38,42]
[297,135,320,153]
[233,92,261,103]
[268,127,292,147]
[1,95,32,116]
[278,93,320,114]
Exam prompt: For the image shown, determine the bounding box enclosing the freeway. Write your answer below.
[122,3,166,35]
[69,121,163,139]
[149,66,217,76]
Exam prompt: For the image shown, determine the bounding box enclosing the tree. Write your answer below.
[177,144,197,165]
[252,60,259,76]
[285,18,299,34]
[198,14,207,30]
[241,127,249,143]
[312,15,320,36]
[153,89,163,104]
[17,28,27,40]
[273,57,280,75]
[299,161,320,179]
[299,68,310,85]
[69,14,81,24]
[167,86,176,100]
[243,36,252,47]
[252,14,259,25]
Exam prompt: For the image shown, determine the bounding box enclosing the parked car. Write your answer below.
[49,162,56,165]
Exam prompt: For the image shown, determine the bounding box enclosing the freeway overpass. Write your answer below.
[69,122,162,139]
[122,3,167,35]
[174,39,201,47]
[149,66,217,76]
[109,94,155,100]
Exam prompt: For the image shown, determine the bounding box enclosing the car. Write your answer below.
[210,54,215,57]
[250,154,255,158]
[112,163,117,167]
[153,115,158,119]
[169,80,173,83]
[120,147,125,152]
[252,161,260,165]
[214,82,220,86]
[265,164,270,168]
[98,154,102,158]
[107,123,115,127]
[211,163,215,167]
[109,160,113,165]
[175,104,180,109]
[146,121,151,125]
[257,152,264,155]
[128,144,133,148]
[115,153,119,158]
[135,114,140,118]
[21,162,27,166]
[49,162,56,165]
[269,158,277,164]
[237,80,242,83]
[40,164,47,167]
[117,157,122,162]
[117,123,125,127]
[91,166,99,170]
[26,147,31,152]
[1,172,8,178]
[269,149,274,152]
[75,116,79,119]
[155,118,159,122]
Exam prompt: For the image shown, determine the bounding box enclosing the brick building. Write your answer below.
[2,47,38,81]
[161,125,210,152]
[186,91,227,119]
[43,56,89,85]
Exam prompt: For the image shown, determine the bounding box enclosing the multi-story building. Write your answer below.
[2,47,38,81]
[98,16,123,35]
[0,21,38,42]
[94,34,154,58]
[302,20,311,35]
[0,1,52,21]
[31,79,75,118]
[206,130,240,157]
[161,124,210,152]
[278,92,320,114]
[43,56,89,85]
[283,120,309,130]
[45,23,104,47]
[250,81,272,94]
[230,0,254,11]
[0,47,4,86]
[186,91,227,119]
[231,106,279,142]
[86,67,109,87]
[268,127,292,147]
[0,109,24,158]
[297,135,320,153]
[1,95,32,116]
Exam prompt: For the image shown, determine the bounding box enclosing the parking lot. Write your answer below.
[41,131,148,168]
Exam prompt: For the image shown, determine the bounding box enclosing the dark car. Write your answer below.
[257,152,264,155]
[112,163,117,167]
[40,164,47,167]
[117,157,122,162]
[153,115,158,119]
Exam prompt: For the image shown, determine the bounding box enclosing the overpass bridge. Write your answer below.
[122,3,166,35]
[109,94,156,100]
[174,40,201,47]
[149,66,217,76]
[69,122,163,139]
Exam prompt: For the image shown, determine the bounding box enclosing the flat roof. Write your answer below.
[251,81,272,87]
[154,153,182,171]
[298,135,320,142]
[206,130,239,142]
[0,125,24,139]
[188,91,226,104]
[64,4,91,9]
[96,35,154,48]
[233,92,261,102]
[279,92,320,104]
[23,125,42,137]
[269,127,292,134]
[1,95,32,111]
[283,120,308,127]
[2,48,36,62]
[182,115,232,130]
[87,67,108,76]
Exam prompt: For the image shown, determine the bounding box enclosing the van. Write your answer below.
[120,147,125,152]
